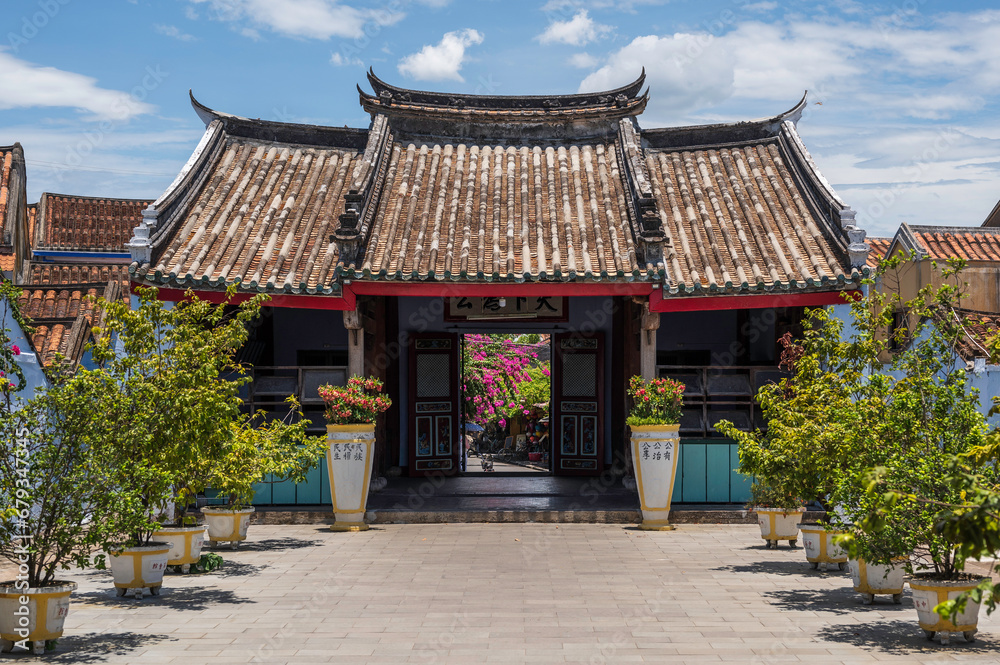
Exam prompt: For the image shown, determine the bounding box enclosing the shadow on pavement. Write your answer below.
[238,537,324,551]
[714,560,823,576]
[1,633,174,662]
[818,619,1000,654]
[764,586,911,616]
[73,584,250,611]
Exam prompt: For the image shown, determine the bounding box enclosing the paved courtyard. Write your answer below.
[6,523,1000,664]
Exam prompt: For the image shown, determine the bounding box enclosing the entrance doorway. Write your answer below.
[461,334,553,475]
[407,330,605,478]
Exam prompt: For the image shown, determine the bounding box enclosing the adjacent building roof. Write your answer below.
[17,280,119,366]
[29,262,130,288]
[865,237,891,269]
[35,193,150,252]
[0,144,29,277]
[952,308,1000,361]
[888,223,1000,262]
[128,74,868,299]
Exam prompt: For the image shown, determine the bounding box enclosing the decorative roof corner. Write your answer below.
[126,204,158,264]
[840,209,869,270]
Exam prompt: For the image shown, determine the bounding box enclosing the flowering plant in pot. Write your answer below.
[626,375,685,531]
[319,376,392,531]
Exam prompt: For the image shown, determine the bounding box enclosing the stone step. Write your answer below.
[249,506,827,526]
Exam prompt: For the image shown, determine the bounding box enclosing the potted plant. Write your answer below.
[744,481,805,550]
[625,375,685,531]
[0,287,159,650]
[0,290,89,654]
[718,313,872,561]
[318,376,392,532]
[88,286,272,582]
[202,398,325,548]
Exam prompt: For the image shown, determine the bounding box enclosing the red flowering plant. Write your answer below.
[626,375,685,426]
[319,375,392,425]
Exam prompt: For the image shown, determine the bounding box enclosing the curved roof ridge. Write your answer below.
[641,92,808,147]
[364,67,646,109]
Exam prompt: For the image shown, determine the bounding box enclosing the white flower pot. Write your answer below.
[202,507,255,549]
[799,523,848,571]
[910,575,988,644]
[151,525,207,573]
[107,543,171,598]
[327,424,376,532]
[0,581,76,655]
[755,507,805,548]
[849,557,906,605]
[629,424,681,531]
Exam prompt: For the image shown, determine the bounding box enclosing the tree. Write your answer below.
[88,286,323,544]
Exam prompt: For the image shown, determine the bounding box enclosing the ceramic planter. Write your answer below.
[756,507,805,548]
[107,543,171,598]
[798,523,848,571]
[910,575,988,644]
[327,423,376,532]
[202,507,255,549]
[151,525,207,573]
[0,581,76,655]
[629,424,681,531]
[849,557,907,605]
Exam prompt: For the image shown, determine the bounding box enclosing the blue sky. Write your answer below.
[2,0,1000,238]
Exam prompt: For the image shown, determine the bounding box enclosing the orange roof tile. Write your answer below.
[866,237,891,268]
[913,229,1000,262]
[37,193,151,252]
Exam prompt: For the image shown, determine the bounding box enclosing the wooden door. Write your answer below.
[408,333,460,476]
[552,332,604,476]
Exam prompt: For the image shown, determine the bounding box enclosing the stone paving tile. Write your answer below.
[3,523,1000,664]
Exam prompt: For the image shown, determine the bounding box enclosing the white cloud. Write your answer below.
[537,11,612,46]
[577,9,1000,233]
[397,29,483,82]
[154,24,197,42]
[188,0,404,40]
[330,52,363,67]
[568,52,599,69]
[742,1,777,11]
[0,51,155,121]
[581,34,735,117]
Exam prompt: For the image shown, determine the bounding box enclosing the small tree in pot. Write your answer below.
[202,398,326,548]
[88,286,272,579]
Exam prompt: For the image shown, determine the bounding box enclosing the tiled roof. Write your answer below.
[142,132,367,293]
[0,145,27,274]
[19,284,101,321]
[645,139,854,293]
[17,280,118,366]
[36,193,151,252]
[865,237,891,268]
[30,262,130,290]
[953,308,1000,361]
[355,139,651,281]
[0,146,18,241]
[911,227,1000,262]
[129,78,866,299]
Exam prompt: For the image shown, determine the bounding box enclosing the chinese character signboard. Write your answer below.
[444,296,567,321]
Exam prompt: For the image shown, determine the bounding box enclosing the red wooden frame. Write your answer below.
[407,332,460,478]
[145,279,861,315]
[551,332,605,477]
[648,289,863,312]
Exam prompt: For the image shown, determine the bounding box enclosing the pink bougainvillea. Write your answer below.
[462,334,548,428]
